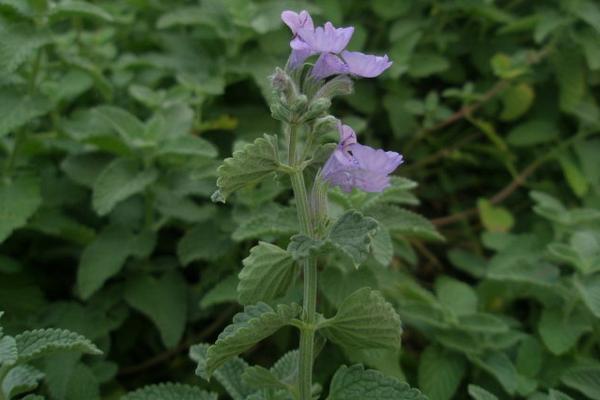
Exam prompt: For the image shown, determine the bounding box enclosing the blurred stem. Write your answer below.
[287,121,316,400]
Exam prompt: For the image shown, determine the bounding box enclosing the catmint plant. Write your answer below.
[197,10,424,400]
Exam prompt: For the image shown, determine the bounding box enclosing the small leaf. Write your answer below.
[242,366,288,391]
[15,329,101,363]
[0,19,50,74]
[124,272,188,348]
[94,106,155,148]
[538,307,591,354]
[238,242,296,305]
[190,344,254,400]
[200,303,301,379]
[0,89,53,137]
[418,345,466,400]
[435,277,478,316]
[48,1,113,22]
[477,199,514,232]
[1,365,44,399]
[92,158,158,216]
[366,205,444,241]
[468,385,498,400]
[574,273,600,318]
[0,174,42,243]
[213,134,281,202]
[327,364,427,400]
[321,288,402,350]
[500,83,534,121]
[77,226,155,299]
[558,154,589,198]
[121,383,217,400]
[552,48,586,113]
[177,221,233,265]
[0,335,18,366]
[506,119,560,147]
[158,135,218,159]
[468,351,518,395]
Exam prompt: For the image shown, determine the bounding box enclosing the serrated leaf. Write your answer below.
[0,335,17,366]
[238,242,296,305]
[327,364,427,400]
[418,345,466,400]
[1,365,44,399]
[561,362,600,400]
[15,329,101,363]
[538,307,591,354]
[124,272,187,348]
[366,205,444,241]
[468,385,498,400]
[190,344,254,400]
[213,134,280,202]
[77,226,155,299]
[48,1,113,22]
[288,211,378,266]
[200,303,300,379]
[321,288,402,350]
[0,89,52,137]
[0,18,50,74]
[0,174,42,243]
[500,83,534,121]
[92,158,158,216]
[121,383,217,400]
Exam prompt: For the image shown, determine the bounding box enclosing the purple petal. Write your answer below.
[289,38,315,68]
[341,51,392,78]
[298,22,354,54]
[281,10,314,34]
[311,53,348,79]
[338,122,357,148]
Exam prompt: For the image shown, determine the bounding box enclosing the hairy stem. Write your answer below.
[287,121,317,400]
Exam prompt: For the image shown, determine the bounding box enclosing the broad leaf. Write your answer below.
[212,134,281,202]
[92,158,158,216]
[200,303,301,379]
[1,365,44,399]
[94,106,155,148]
[574,274,600,318]
[0,19,50,74]
[468,351,517,395]
[366,205,444,241]
[190,344,254,400]
[561,362,600,400]
[0,175,42,243]
[321,288,402,350]
[121,383,217,400]
[327,364,427,400]
[238,242,296,305]
[77,226,155,299]
[124,272,188,348]
[538,307,591,355]
[418,345,466,400]
[15,328,101,362]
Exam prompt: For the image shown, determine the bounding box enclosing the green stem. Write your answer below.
[287,121,317,400]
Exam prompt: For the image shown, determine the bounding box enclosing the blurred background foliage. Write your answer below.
[0,0,599,399]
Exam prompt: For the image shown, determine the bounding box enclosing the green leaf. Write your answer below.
[561,362,600,400]
[177,221,233,265]
[212,134,281,202]
[232,206,298,241]
[371,227,394,267]
[200,303,301,379]
[321,288,402,350]
[200,274,239,309]
[94,106,155,148]
[327,364,427,400]
[477,199,514,232]
[0,175,42,243]
[574,273,600,318]
[418,345,466,400]
[457,313,509,333]
[558,154,589,198]
[435,277,478,316]
[124,272,188,348]
[242,366,288,391]
[15,328,101,362]
[569,0,600,33]
[408,53,449,78]
[238,242,296,305]
[538,307,591,354]
[468,385,498,400]
[190,344,254,400]
[288,211,378,266]
[366,205,444,241]
[468,351,518,395]
[48,1,113,22]
[0,89,52,137]
[121,383,217,400]
[0,18,50,74]
[77,226,155,299]
[506,119,560,147]
[500,83,534,121]
[1,365,44,399]
[158,135,218,159]
[552,48,586,113]
[92,158,158,216]
[0,335,18,366]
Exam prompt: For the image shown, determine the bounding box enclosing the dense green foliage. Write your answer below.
[1,0,599,399]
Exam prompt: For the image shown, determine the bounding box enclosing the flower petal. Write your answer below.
[341,51,392,78]
[281,10,314,34]
[299,22,354,54]
[312,53,348,79]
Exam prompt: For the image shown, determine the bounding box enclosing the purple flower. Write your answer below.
[281,10,392,79]
[322,122,403,192]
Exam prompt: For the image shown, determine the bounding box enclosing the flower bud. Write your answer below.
[301,98,331,122]
[313,75,354,100]
[270,67,300,107]
[270,103,291,122]
[290,94,308,114]
[313,115,338,136]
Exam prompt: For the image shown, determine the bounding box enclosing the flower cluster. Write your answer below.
[281,10,403,193]
[282,10,392,79]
